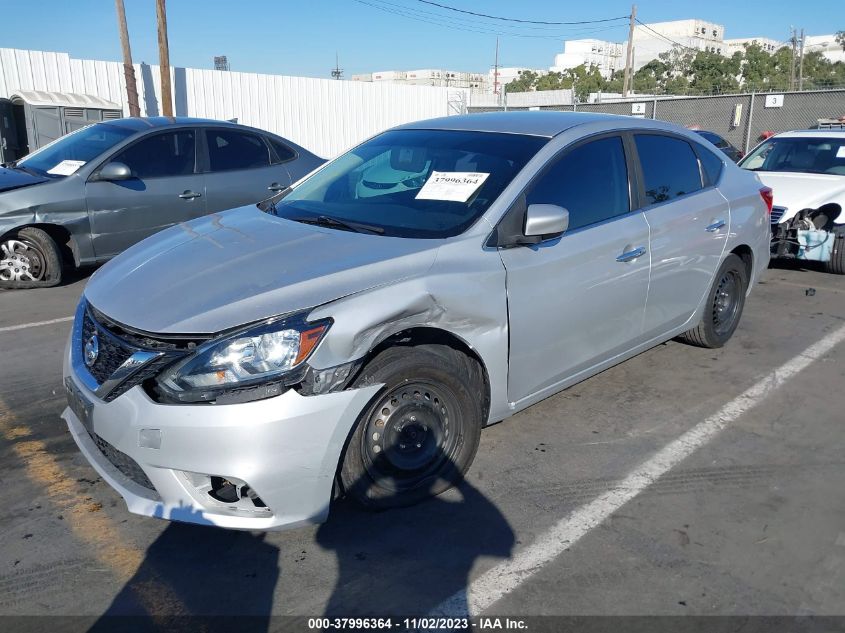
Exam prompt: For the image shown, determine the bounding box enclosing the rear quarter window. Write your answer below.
[695,144,725,186]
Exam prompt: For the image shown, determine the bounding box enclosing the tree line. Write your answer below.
[506,38,845,101]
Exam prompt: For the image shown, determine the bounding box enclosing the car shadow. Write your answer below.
[316,476,514,618]
[88,452,514,630]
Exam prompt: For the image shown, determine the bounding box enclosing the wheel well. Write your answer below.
[730,244,753,280]
[1,223,76,267]
[358,327,492,424]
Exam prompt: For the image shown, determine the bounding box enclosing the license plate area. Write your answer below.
[65,376,94,436]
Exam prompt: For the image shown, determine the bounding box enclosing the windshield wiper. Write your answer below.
[290,214,385,235]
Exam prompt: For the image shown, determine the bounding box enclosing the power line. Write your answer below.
[375,0,626,32]
[416,0,629,26]
[351,0,626,40]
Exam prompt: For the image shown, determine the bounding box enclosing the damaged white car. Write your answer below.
[63,112,770,530]
[740,129,845,274]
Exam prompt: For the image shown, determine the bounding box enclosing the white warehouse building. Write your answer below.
[549,39,624,79]
[630,19,726,70]
[352,69,487,91]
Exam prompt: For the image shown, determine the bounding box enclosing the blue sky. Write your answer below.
[3,0,842,77]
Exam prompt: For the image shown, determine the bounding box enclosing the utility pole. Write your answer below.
[798,28,805,91]
[622,4,637,98]
[493,37,499,96]
[115,0,140,116]
[331,53,343,80]
[789,27,797,91]
[156,0,173,116]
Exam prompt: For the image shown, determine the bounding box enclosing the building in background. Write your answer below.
[549,39,623,79]
[352,69,487,91]
[803,35,845,64]
[629,19,726,70]
[488,67,544,92]
[724,37,782,55]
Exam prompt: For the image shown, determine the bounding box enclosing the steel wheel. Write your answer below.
[361,381,460,492]
[0,238,47,283]
[712,270,741,336]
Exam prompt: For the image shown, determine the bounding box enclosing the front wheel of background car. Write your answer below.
[678,253,748,349]
[824,229,845,275]
[0,227,63,289]
[339,344,483,510]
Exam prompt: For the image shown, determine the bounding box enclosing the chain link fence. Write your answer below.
[469,88,845,154]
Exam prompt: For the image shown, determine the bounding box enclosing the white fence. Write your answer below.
[0,48,466,158]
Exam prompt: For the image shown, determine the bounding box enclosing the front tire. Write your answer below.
[339,344,483,510]
[679,253,748,349]
[0,227,63,289]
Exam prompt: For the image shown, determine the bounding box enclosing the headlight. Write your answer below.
[157,313,330,403]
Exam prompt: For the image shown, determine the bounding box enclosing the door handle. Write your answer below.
[267,182,285,192]
[616,246,647,262]
[179,190,202,200]
[706,219,726,232]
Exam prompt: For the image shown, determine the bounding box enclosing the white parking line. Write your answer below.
[0,315,73,333]
[432,323,845,617]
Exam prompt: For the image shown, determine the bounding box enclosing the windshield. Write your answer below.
[273,129,548,238]
[17,123,136,176]
[740,136,845,175]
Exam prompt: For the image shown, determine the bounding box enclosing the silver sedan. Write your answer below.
[62,112,771,530]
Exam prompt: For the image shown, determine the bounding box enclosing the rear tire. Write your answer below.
[339,344,483,510]
[825,228,845,275]
[678,253,748,349]
[0,227,63,289]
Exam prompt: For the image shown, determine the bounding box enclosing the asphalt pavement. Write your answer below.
[0,262,843,631]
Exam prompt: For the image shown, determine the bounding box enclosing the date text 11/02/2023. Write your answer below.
[305,617,528,629]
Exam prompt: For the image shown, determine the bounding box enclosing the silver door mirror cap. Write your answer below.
[96,162,132,182]
[524,204,569,237]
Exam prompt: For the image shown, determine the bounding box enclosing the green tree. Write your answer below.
[534,71,566,91]
[836,31,845,52]
[688,50,741,94]
[504,70,538,93]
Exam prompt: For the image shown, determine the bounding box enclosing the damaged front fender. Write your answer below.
[306,236,513,424]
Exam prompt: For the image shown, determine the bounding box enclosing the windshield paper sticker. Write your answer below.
[415,172,490,203]
[47,160,86,176]
[837,146,845,158]
[47,160,85,176]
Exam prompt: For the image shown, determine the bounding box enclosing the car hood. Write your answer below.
[0,166,50,193]
[84,206,441,334]
[754,171,845,219]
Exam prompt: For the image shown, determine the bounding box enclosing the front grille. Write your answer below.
[78,304,196,402]
[771,206,787,224]
[93,433,157,494]
[82,311,134,385]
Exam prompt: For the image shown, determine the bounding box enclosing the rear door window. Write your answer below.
[635,134,703,205]
[111,130,196,179]
[206,129,272,172]
[526,136,630,232]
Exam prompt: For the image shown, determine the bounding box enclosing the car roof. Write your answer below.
[97,116,245,132]
[774,129,845,139]
[394,111,638,137]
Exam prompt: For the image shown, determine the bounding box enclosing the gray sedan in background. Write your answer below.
[63,112,771,530]
[0,117,324,288]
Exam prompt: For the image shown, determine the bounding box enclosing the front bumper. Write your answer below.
[62,336,380,531]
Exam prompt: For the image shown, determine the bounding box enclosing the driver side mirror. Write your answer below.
[94,161,132,182]
[524,204,569,238]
